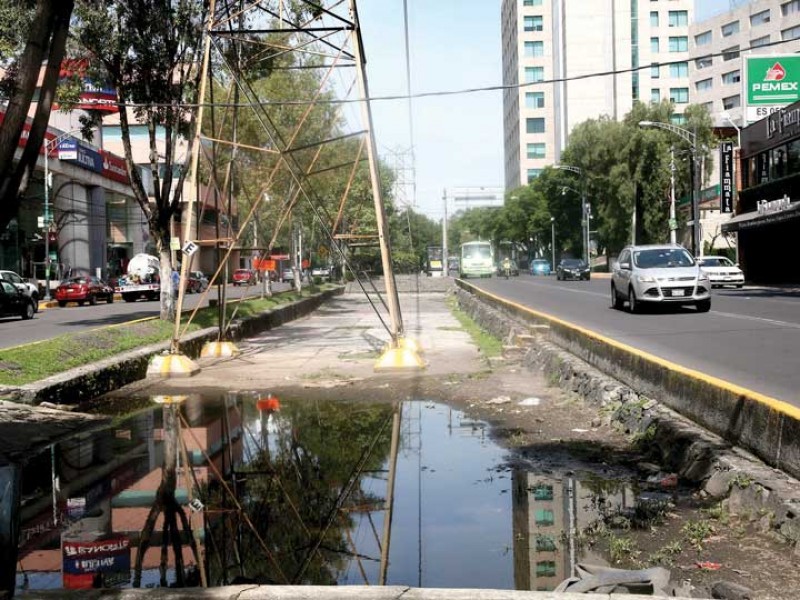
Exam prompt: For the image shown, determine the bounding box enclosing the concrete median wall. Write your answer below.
[454,280,800,481]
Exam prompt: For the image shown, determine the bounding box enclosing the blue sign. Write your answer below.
[58,139,103,173]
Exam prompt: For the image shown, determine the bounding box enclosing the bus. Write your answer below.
[426,245,443,276]
[460,241,494,278]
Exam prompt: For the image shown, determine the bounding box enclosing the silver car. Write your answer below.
[611,244,711,313]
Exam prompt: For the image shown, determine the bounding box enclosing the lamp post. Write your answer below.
[720,111,741,148]
[555,164,589,266]
[42,128,83,301]
[638,120,700,257]
[550,216,556,272]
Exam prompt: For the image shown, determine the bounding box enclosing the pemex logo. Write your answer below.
[765,62,786,82]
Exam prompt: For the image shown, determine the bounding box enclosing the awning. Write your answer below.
[722,202,800,233]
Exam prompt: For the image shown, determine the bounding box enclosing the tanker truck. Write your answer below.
[114,253,162,302]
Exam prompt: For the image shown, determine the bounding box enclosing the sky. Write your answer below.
[356,0,734,220]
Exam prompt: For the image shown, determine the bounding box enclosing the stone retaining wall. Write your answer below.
[455,286,800,549]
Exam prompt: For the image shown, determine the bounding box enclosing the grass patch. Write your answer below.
[445,296,502,358]
[0,288,328,387]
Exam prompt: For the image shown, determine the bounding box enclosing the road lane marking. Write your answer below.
[711,311,800,330]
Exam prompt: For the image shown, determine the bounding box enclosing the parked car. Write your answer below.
[311,266,331,280]
[697,256,744,288]
[0,280,35,320]
[232,268,256,286]
[282,267,295,282]
[55,276,115,307]
[530,259,552,276]
[188,270,209,292]
[611,244,711,313]
[0,270,39,312]
[556,258,591,281]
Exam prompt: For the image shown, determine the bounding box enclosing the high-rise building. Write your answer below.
[689,0,800,129]
[501,0,693,190]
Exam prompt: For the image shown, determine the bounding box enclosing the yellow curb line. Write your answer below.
[461,280,800,422]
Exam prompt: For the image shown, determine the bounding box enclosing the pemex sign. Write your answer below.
[745,55,800,123]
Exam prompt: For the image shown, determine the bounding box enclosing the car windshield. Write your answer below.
[65,277,88,284]
[633,248,695,269]
[463,245,491,259]
[533,260,548,267]
[561,259,584,267]
[700,257,733,267]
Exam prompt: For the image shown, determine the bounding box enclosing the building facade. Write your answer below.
[690,0,800,129]
[501,0,693,190]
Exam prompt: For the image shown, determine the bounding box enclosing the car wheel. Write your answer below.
[735,284,743,289]
[611,284,624,310]
[32,293,39,312]
[628,287,639,313]
[78,300,85,306]
[107,293,114,304]
[21,301,34,320]
[89,294,97,306]
[58,300,67,308]
[696,299,711,313]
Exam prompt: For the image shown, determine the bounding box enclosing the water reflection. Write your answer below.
[10,396,659,594]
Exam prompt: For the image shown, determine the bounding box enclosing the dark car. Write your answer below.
[556,258,591,281]
[232,269,256,286]
[0,280,35,320]
[55,276,115,306]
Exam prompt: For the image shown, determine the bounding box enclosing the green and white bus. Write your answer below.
[460,241,494,278]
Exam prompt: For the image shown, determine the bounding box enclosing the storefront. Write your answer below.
[723,101,800,284]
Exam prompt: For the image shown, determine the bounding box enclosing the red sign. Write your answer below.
[253,258,276,271]
[101,150,129,184]
[270,254,290,261]
[58,58,119,114]
[256,395,280,412]
[301,259,310,269]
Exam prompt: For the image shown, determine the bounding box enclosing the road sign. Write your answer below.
[37,216,44,229]
[745,55,800,123]
[669,218,678,231]
[181,240,199,256]
[170,237,180,251]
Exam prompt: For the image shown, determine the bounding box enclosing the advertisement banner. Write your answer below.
[719,141,734,213]
[62,536,131,589]
[58,58,118,114]
[745,55,800,123]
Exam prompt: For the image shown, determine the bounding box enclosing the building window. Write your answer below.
[782,1,800,17]
[702,101,714,112]
[670,87,689,103]
[527,169,542,182]
[526,118,545,133]
[524,41,544,57]
[671,113,687,125]
[536,561,557,577]
[524,15,544,31]
[527,143,546,159]
[750,9,770,26]
[523,0,543,5]
[531,484,554,500]
[651,63,660,78]
[695,55,713,69]
[535,535,557,552]
[721,21,740,37]
[723,94,741,110]
[525,66,544,83]
[534,508,555,526]
[668,36,688,52]
[669,61,688,77]
[722,45,740,61]
[722,70,741,85]
[751,34,771,48]
[526,91,545,108]
[696,78,713,92]
[782,25,800,41]
[651,37,659,53]
[695,30,712,46]
[651,88,661,103]
[650,11,659,26]
[668,10,688,27]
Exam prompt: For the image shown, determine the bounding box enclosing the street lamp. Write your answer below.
[550,216,556,272]
[720,111,741,148]
[42,128,83,300]
[555,164,589,266]
[638,120,700,257]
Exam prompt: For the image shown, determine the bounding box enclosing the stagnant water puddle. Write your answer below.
[11,394,691,593]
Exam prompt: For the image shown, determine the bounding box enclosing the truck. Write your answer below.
[114,253,162,302]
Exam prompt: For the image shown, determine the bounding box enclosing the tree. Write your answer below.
[0,0,75,233]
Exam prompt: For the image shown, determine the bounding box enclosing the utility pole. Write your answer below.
[442,189,448,277]
[669,146,677,244]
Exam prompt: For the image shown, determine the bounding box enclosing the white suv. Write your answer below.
[611,244,711,313]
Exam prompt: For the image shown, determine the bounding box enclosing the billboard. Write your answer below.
[719,142,734,214]
[745,55,800,123]
[62,536,131,589]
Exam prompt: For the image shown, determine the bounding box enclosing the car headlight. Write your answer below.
[698,272,710,281]
[636,275,656,283]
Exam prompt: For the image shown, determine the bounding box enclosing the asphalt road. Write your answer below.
[472,273,800,406]
[0,282,293,351]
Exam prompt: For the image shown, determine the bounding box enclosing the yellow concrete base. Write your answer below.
[374,341,426,372]
[151,395,188,404]
[397,336,423,355]
[200,341,240,358]
[147,353,201,378]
